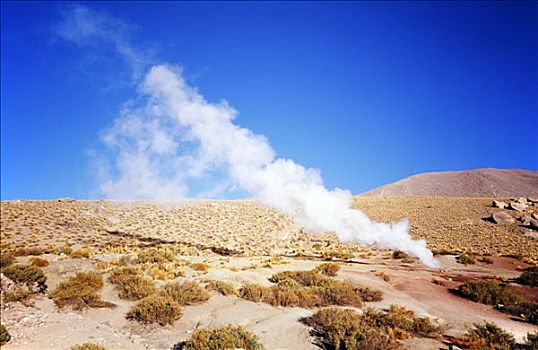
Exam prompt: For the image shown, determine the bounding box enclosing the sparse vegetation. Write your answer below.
[183,325,261,350]
[314,263,340,276]
[70,248,91,259]
[190,262,209,272]
[517,267,538,287]
[30,257,49,267]
[0,253,14,268]
[0,324,11,346]
[108,266,156,300]
[49,271,110,311]
[70,343,106,350]
[321,248,353,261]
[2,264,47,292]
[137,247,176,264]
[457,252,477,265]
[304,308,398,350]
[240,268,382,308]
[204,279,237,296]
[392,250,409,260]
[126,294,182,325]
[457,279,537,324]
[160,281,209,305]
[451,322,515,350]
[457,280,523,306]
[376,271,391,282]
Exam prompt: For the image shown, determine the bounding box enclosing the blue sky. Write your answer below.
[1,1,536,200]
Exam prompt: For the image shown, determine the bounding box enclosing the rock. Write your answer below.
[532,213,538,220]
[57,198,75,203]
[461,219,473,225]
[530,218,538,230]
[528,197,538,204]
[519,215,532,226]
[509,201,528,212]
[492,200,507,209]
[490,212,515,224]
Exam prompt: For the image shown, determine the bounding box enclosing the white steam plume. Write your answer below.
[59,6,439,267]
[101,65,439,266]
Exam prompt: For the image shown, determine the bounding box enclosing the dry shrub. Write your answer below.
[70,248,90,259]
[239,284,273,303]
[451,322,515,350]
[191,262,209,272]
[49,271,110,311]
[137,247,176,264]
[126,294,182,325]
[314,263,340,276]
[392,250,409,260]
[362,305,443,339]
[70,343,106,350]
[0,253,15,268]
[376,271,391,282]
[3,285,33,306]
[2,264,47,292]
[240,268,382,308]
[30,257,49,267]
[183,325,261,350]
[321,249,353,261]
[204,279,237,296]
[304,308,399,350]
[478,256,494,265]
[160,281,209,306]
[108,266,155,300]
[150,262,185,280]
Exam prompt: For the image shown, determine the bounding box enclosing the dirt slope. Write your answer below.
[362,168,538,197]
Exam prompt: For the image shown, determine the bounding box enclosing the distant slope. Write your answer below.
[362,168,538,197]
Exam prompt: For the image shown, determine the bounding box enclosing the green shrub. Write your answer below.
[160,281,209,306]
[0,324,11,346]
[457,280,524,306]
[183,325,261,350]
[517,268,538,287]
[108,267,155,300]
[49,271,110,311]
[2,264,47,292]
[457,252,477,265]
[70,343,106,350]
[126,294,182,325]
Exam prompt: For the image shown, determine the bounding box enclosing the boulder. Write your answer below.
[492,200,507,209]
[528,197,538,204]
[509,202,528,212]
[490,212,515,224]
[516,197,528,204]
[532,213,538,220]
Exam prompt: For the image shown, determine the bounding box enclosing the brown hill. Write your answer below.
[362,168,538,197]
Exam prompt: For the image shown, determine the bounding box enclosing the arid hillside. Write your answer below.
[362,168,538,197]
[0,198,537,350]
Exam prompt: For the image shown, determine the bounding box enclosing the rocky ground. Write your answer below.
[0,198,537,349]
